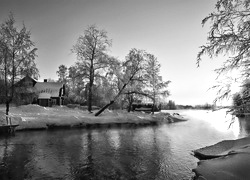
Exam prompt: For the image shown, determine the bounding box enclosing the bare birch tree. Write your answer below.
[0,14,39,120]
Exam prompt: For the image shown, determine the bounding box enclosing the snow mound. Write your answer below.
[16,104,49,113]
[193,151,250,180]
[193,136,250,179]
[193,137,250,159]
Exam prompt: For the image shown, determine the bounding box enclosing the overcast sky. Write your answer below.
[1,0,239,105]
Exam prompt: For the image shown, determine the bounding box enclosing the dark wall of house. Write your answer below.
[38,99,52,107]
[51,97,64,106]
[38,97,64,107]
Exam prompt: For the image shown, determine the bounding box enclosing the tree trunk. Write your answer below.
[127,94,133,112]
[95,83,128,116]
[5,101,9,124]
[4,47,9,124]
[95,71,137,116]
[11,51,15,103]
[88,66,94,113]
[151,103,155,114]
[127,104,131,112]
[151,96,155,115]
[88,82,93,112]
[95,101,114,116]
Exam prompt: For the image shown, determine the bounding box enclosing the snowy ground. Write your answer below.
[193,136,250,179]
[0,104,174,131]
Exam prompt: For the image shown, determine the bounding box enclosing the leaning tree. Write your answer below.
[95,48,147,116]
[197,0,250,102]
[0,14,39,120]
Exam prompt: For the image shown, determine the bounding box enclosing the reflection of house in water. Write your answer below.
[14,76,65,107]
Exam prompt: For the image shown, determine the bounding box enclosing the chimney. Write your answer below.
[44,79,47,82]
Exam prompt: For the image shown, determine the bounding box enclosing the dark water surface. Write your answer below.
[0,110,250,180]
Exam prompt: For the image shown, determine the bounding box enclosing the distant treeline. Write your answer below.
[162,101,215,110]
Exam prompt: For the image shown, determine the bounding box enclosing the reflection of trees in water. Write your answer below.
[150,127,174,179]
[71,131,95,179]
[0,137,33,179]
[0,127,172,179]
[0,130,91,179]
[96,127,163,179]
[31,130,92,179]
[25,130,98,179]
[71,128,164,179]
[25,131,70,178]
[126,127,160,179]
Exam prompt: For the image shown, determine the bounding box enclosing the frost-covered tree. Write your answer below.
[197,0,250,102]
[57,64,68,83]
[144,53,170,114]
[72,25,112,112]
[95,48,147,116]
[0,13,39,119]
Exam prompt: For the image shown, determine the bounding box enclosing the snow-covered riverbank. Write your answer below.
[0,104,185,131]
[193,128,250,179]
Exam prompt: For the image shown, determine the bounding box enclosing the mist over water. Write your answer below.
[0,109,249,179]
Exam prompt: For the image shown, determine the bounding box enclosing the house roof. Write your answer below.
[38,92,51,99]
[15,75,37,87]
[34,82,64,98]
[14,75,37,93]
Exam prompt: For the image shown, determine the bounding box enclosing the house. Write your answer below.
[34,79,65,107]
[14,75,37,105]
[13,76,65,107]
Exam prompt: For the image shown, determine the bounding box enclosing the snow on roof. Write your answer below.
[38,92,51,99]
[34,82,63,97]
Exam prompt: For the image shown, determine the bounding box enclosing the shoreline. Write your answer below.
[15,117,160,132]
[0,104,187,133]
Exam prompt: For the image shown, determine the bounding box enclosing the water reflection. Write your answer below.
[107,130,121,150]
[0,110,249,179]
[0,137,33,179]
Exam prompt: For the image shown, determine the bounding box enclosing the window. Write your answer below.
[52,99,56,105]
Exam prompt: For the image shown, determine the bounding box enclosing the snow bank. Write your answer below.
[193,137,250,159]
[193,150,250,180]
[193,136,250,179]
[0,105,186,131]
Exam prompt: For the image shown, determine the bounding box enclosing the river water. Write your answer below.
[0,109,250,180]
